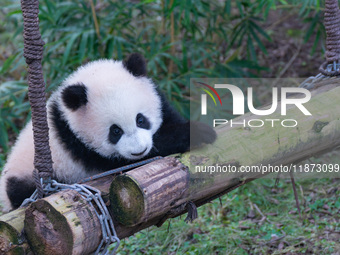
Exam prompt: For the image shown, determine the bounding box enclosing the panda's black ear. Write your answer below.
[62,84,88,111]
[123,53,147,77]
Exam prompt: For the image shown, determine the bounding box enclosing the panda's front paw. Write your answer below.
[190,121,217,148]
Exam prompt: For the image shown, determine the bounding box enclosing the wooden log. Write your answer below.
[110,157,189,226]
[109,82,340,226]
[21,178,170,254]
[0,175,115,255]
[24,190,101,255]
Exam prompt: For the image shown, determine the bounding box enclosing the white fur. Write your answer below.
[0,59,162,212]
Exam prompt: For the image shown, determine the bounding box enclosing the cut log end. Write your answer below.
[0,236,26,255]
[0,222,20,245]
[110,175,145,226]
[110,157,189,226]
[0,208,29,255]
[24,200,73,255]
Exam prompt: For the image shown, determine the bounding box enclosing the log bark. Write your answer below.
[110,157,189,226]
[24,190,101,255]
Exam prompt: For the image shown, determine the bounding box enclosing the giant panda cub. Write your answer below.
[0,53,216,212]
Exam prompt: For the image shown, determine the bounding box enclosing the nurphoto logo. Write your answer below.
[194,80,312,128]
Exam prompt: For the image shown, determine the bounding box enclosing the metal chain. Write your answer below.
[21,180,120,254]
[299,61,340,90]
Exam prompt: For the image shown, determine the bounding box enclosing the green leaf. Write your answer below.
[224,0,231,15]
[250,20,272,41]
[78,31,90,62]
[0,120,9,152]
[249,26,267,54]
[0,54,18,74]
[63,32,81,66]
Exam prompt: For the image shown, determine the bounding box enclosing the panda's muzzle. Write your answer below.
[131,148,147,157]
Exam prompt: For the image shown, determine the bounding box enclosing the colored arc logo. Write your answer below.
[195,81,222,106]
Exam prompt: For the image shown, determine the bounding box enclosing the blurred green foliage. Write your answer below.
[0,0,326,161]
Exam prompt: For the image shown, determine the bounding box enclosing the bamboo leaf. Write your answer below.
[62,32,81,65]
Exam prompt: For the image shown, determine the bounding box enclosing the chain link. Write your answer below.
[300,61,340,90]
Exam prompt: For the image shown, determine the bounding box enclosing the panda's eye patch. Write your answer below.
[136,113,150,130]
[109,124,124,144]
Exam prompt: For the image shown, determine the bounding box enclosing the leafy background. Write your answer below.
[0,0,339,254]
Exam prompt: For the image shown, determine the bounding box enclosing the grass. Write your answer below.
[117,175,340,254]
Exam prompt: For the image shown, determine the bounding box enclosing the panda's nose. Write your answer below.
[131,148,147,157]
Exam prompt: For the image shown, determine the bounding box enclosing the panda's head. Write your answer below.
[57,54,162,160]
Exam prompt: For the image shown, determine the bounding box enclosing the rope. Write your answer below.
[21,0,54,198]
[301,0,340,88]
[319,0,340,76]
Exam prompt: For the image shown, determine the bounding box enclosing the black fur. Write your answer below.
[62,83,88,111]
[136,113,150,130]
[123,53,147,77]
[148,92,217,156]
[7,176,35,209]
[51,102,131,172]
[109,124,124,145]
